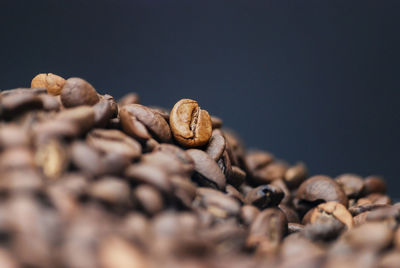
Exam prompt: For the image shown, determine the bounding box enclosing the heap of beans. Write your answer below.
[0,73,398,268]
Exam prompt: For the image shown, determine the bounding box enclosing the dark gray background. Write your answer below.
[1,1,399,196]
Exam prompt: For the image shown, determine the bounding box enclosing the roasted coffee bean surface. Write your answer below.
[0,74,397,267]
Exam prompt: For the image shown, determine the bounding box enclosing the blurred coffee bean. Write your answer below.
[120,104,172,142]
[101,94,118,117]
[35,139,68,179]
[310,202,354,229]
[297,175,348,207]
[55,105,95,133]
[88,176,131,207]
[86,129,141,160]
[205,129,226,161]
[284,162,308,189]
[245,184,284,209]
[225,184,245,204]
[287,223,304,234]
[187,149,226,190]
[279,204,300,223]
[125,164,172,192]
[196,188,241,218]
[0,124,31,149]
[141,151,193,176]
[247,208,287,254]
[38,94,61,111]
[133,184,164,215]
[1,90,43,119]
[240,205,260,226]
[245,151,274,174]
[211,115,223,129]
[70,141,103,176]
[118,93,140,107]
[149,106,170,121]
[366,193,391,205]
[0,147,35,170]
[362,175,387,196]
[93,99,114,128]
[60,78,100,107]
[335,173,364,198]
[169,99,212,147]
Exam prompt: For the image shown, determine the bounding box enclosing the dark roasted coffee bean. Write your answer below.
[247,208,287,253]
[304,216,345,241]
[92,99,114,128]
[186,149,226,190]
[120,104,172,142]
[296,175,348,207]
[245,151,274,172]
[125,163,172,192]
[86,129,141,160]
[349,203,389,216]
[364,206,400,228]
[1,90,43,119]
[149,106,170,121]
[88,176,131,206]
[205,129,226,161]
[141,151,193,176]
[335,173,364,198]
[196,187,240,218]
[101,94,118,117]
[245,184,284,209]
[225,184,245,204]
[284,162,308,189]
[271,179,291,205]
[240,205,260,226]
[170,175,197,208]
[279,204,300,223]
[169,99,212,147]
[133,184,164,215]
[70,141,103,176]
[362,175,387,196]
[211,115,223,129]
[55,105,95,133]
[153,144,194,173]
[60,77,100,107]
[32,119,80,145]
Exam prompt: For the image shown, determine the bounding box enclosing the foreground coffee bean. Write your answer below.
[0,77,398,267]
[169,99,212,147]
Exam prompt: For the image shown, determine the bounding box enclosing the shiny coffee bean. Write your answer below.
[1,90,43,119]
[186,149,226,190]
[60,77,100,107]
[169,99,212,147]
[245,184,284,209]
[205,129,226,161]
[93,99,114,128]
[120,104,172,142]
[296,175,348,207]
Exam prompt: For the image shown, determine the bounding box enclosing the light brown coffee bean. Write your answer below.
[60,77,100,107]
[169,99,212,147]
[311,201,354,229]
[31,73,66,95]
[35,139,69,179]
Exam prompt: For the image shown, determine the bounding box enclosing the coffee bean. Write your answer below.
[287,223,304,234]
[70,141,103,176]
[89,176,131,206]
[60,78,100,107]
[35,139,69,179]
[125,163,172,192]
[31,73,66,96]
[141,151,193,176]
[240,205,260,226]
[284,162,308,189]
[186,149,226,190]
[169,99,212,147]
[225,184,245,204]
[335,174,364,198]
[211,115,223,129]
[120,104,172,142]
[279,204,300,223]
[86,129,141,160]
[296,175,348,207]
[133,184,164,215]
[245,151,274,174]
[1,90,43,119]
[93,99,114,128]
[55,106,95,133]
[247,208,287,253]
[38,94,61,111]
[205,129,226,161]
[0,124,31,149]
[196,188,241,218]
[362,176,387,196]
[310,201,353,229]
[245,184,284,209]
[0,147,35,171]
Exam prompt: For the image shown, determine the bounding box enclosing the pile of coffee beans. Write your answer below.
[0,73,399,267]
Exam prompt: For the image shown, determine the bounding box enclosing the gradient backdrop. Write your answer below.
[1,1,399,196]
